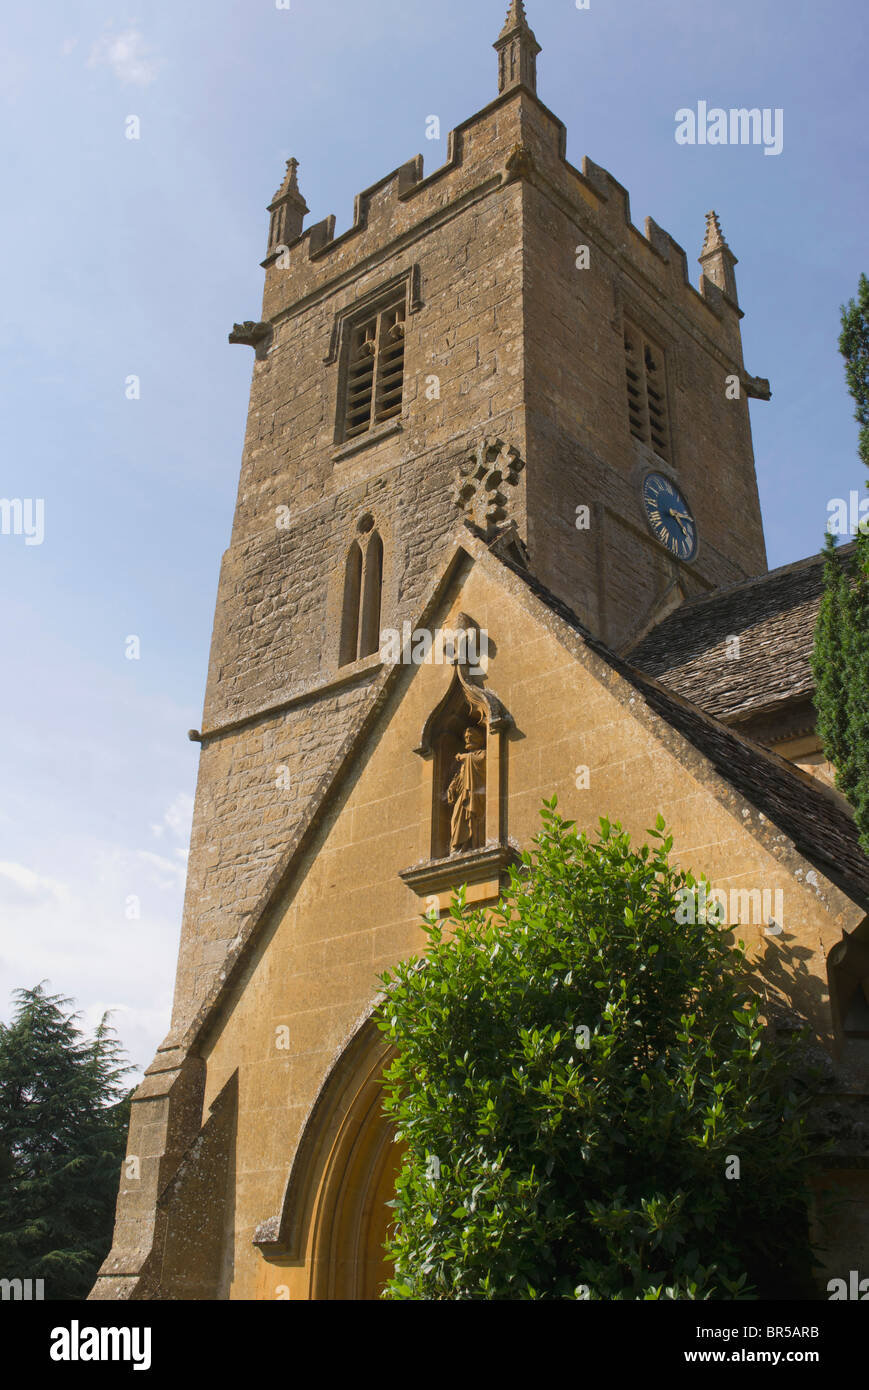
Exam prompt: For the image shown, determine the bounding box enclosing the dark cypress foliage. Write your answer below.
[812,276,869,853]
[0,983,132,1300]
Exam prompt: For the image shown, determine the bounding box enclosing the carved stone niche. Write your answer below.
[400,620,516,911]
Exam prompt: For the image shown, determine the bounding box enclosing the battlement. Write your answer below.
[257,96,511,323]
[254,84,745,362]
[514,94,747,340]
[262,154,425,272]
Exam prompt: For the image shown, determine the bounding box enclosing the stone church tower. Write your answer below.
[94,2,868,1300]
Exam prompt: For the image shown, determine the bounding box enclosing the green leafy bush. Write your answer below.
[378,806,816,1300]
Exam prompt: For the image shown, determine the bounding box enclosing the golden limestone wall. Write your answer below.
[515,96,767,644]
[188,557,862,1299]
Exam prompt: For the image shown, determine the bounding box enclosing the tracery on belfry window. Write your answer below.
[624,319,671,461]
[339,521,384,667]
[340,300,406,442]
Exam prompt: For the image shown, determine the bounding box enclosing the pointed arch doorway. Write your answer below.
[255,1017,402,1300]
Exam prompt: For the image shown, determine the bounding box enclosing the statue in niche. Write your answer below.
[447,721,487,854]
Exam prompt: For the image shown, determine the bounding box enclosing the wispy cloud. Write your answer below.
[150,792,194,845]
[135,849,186,889]
[0,861,72,906]
[88,29,165,87]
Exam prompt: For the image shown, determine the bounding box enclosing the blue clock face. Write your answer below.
[642,473,698,562]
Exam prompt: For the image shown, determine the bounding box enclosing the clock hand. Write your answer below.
[668,509,692,541]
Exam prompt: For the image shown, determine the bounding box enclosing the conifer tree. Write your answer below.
[812,274,869,852]
[839,273,869,471]
[814,532,851,774]
[0,984,132,1299]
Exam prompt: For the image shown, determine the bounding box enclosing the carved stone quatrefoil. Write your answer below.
[453,437,525,532]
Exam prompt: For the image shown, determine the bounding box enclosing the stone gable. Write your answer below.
[94,538,868,1299]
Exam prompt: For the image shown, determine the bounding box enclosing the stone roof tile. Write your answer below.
[627,545,857,723]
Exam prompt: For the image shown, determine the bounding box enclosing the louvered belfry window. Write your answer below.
[343,302,406,441]
[624,322,671,461]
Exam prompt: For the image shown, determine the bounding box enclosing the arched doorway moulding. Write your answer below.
[252,1012,399,1300]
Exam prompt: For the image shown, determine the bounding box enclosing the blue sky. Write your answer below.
[1,0,867,1075]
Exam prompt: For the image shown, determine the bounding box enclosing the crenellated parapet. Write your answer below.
[253,88,748,371]
[256,112,505,323]
[251,0,746,362]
